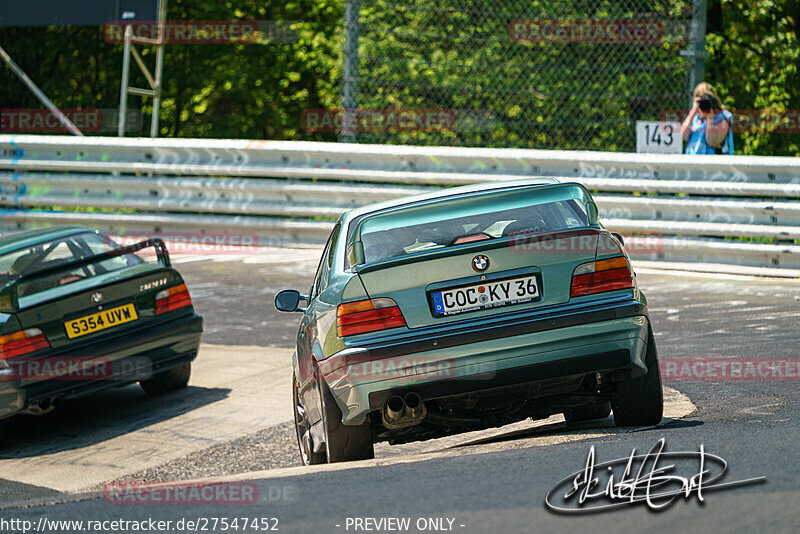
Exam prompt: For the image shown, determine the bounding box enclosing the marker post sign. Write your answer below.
[636,120,682,154]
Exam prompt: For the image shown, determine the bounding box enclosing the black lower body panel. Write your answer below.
[0,313,202,418]
[368,348,630,412]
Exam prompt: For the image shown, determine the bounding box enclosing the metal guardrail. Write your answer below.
[1,134,799,269]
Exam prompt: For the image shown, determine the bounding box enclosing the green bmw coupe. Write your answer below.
[276,179,662,465]
[0,226,202,441]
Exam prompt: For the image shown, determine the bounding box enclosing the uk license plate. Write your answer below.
[431,275,540,316]
[64,303,138,339]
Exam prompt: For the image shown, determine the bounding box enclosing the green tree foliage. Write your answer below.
[0,0,796,155]
[705,0,800,155]
[351,0,693,150]
[0,0,343,139]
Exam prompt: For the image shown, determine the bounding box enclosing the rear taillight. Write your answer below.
[0,328,50,361]
[156,283,193,315]
[337,298,406,337]
[570,256,634,298]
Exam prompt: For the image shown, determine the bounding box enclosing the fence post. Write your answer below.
[688,0,708,106]
[341,0,361,143]
[150,0,167,138]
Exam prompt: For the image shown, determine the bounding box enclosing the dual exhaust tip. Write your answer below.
[29,395,64,415]
[383,392,426,429]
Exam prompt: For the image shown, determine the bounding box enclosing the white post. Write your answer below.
[118,25,133,137]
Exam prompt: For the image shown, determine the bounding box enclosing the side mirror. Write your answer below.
[274,289,307,312]
[611,232,625,246]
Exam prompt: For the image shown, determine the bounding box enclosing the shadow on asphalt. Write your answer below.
[451,416,704,449]
[0,384,229,459]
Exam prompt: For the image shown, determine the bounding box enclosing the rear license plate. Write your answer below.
[65,303,138,339]
[431,275,540,316]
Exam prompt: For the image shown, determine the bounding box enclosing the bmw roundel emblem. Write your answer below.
[91,292,103,304]
[472,255,490,272]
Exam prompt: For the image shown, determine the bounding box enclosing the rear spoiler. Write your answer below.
[347,182,600,270]
[0,239,171,311]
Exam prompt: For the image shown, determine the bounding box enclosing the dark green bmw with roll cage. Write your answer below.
[276,179,663,465]
[0,226,202,443]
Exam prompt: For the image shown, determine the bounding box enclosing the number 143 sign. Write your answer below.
[636,121,682,154]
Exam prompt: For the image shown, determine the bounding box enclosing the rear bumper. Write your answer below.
[0,312,203,419]
[320,301,648,425]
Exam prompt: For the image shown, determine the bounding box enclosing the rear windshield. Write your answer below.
[0,232,145,298]
[355,184,590,265]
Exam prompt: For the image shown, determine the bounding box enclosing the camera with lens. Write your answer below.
[698,95,714,112]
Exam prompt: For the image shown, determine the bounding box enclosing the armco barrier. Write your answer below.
[1,135,799,269]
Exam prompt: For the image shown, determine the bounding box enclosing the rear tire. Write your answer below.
[564,401,611,423]
[319,379,374,463]
[612,326,663,426]
[293,373,326,465]
[140,363,191,395]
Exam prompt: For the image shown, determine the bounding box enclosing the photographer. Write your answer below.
[681,82,734,154]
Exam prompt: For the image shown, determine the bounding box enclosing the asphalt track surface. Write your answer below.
[0,248,799,533]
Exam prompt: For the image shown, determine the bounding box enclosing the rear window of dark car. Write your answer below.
[0,232,144,297]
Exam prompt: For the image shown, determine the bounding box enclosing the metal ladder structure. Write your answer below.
[117,0,167,137]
